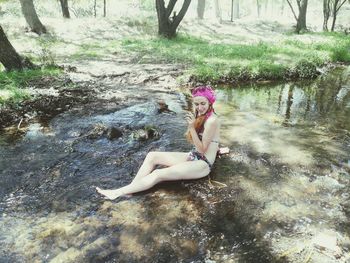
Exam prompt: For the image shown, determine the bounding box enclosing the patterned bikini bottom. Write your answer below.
[187,150,213,170]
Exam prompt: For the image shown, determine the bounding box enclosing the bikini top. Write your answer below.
[197,115,219,144]
[198,132,219,144]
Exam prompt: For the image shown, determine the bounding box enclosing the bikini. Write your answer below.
[187,132,219,170]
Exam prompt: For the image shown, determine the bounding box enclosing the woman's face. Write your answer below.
[193,96,210,116]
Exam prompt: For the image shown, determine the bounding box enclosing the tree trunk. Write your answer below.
[280,0,285,16]
[214,0,222,21]
[19,0,47,35]
[0,25,35,71]
[323,0,330,31]
[103,0,106,17]
[256,0,261,17]
[94,0,97,17]
[331,12,337,31]
[59,0,70,18]
[155,0,192,39]
[197,0,205,19]
[234,0,239,19]
[264,0,268,16]
[296,0,308,33]
[330,0,347,31]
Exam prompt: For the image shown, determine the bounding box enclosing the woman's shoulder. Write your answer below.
[205,114,219,126]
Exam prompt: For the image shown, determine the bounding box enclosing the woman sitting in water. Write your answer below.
[96,86,220,200]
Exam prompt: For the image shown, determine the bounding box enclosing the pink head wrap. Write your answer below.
[191,86,216,104]
[192,86,216,119]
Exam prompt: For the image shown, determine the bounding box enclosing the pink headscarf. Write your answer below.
[192,86,216,104]
[192,86,216,119]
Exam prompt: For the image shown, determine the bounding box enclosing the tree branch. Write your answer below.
[166,0,177,18]
[336,0,347,13]
[296,0,302,11]
[286,0,298,22]
[172,0,191,29]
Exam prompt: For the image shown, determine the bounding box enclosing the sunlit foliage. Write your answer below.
[0,67,61,104]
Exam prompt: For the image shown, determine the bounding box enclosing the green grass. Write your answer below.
[68,41,120,60]
[0,67,61,104]
[120,32,350,82]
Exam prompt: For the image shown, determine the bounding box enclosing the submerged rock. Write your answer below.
[85,124,107,139]
[82,124,123,140]
[106,127,123,140]
[131,125,160,141]
[157,100,174,114]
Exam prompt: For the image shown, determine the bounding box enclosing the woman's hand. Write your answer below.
[185,112,195,129]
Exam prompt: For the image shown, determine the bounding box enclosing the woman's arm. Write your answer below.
[189,117,219,154]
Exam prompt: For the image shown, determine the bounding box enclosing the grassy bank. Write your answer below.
[0,67,61,104]
[120,32,350,83]
[1,18,349,105]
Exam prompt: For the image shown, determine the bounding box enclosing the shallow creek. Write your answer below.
[0,67,349,262]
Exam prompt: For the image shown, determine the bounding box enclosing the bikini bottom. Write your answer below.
[187,150,213,170]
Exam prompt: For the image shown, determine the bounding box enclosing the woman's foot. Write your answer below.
[96,187,123,200]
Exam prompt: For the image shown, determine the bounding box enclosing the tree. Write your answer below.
[103,0,106,17]
[256,0,262,17]
[323,0,331,31]
[0,25,35,71]
[214,0,222,21]
[286,0,308,33]
[155,0,192,39]
[323,0,347,31]
[94,0,97,17]
[19,0,47,35]
[59,0,70,18]
[197,0,205,19]
[233,0,240,19]
[330,0,347,31]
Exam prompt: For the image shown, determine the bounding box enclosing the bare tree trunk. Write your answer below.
[287,0,308,33]
[280,0,285,15]
[155,0,192,39]
[103,0,106,17]
[19,0,47,35]
[94,0,97,17]
[264,0,268,16]
[234,0,239,19]
[59,0,70,18]
[323,0,330,31]
[214,0,222,21]
[197,0,205,19]
[256,0,261,17]
[331,0,347,31]
[0,25,35,71]
[296,0,308,33]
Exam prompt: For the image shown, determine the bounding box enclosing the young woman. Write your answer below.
[96,86,220,200]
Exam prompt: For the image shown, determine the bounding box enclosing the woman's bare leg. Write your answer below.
[96,160,210,200]
[131,151,189,183]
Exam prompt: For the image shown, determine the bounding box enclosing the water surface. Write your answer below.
[0,67,349,262]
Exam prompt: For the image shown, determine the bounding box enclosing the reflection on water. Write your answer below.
[218,67,350,165]
[0,67,350,262]
[214,67,350,262]
[220,73,350,128]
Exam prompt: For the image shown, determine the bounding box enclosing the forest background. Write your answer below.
[0,0,349,117]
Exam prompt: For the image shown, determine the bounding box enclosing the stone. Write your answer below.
[107,127,123,140]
